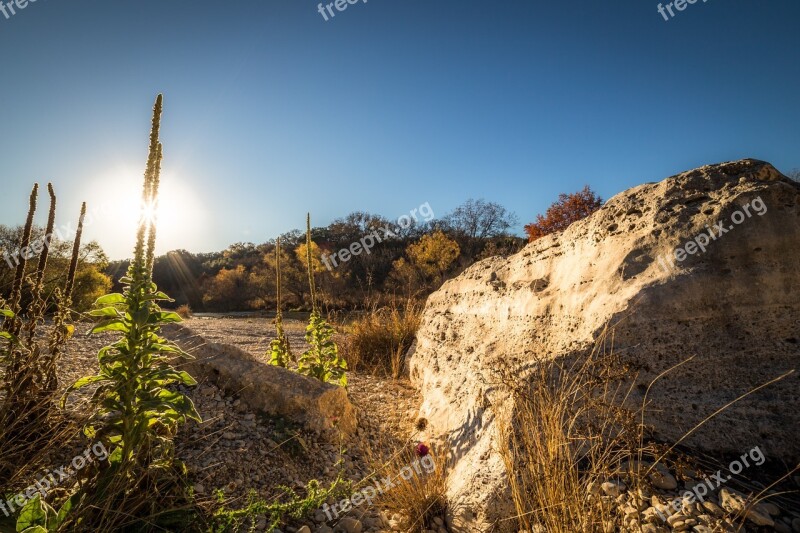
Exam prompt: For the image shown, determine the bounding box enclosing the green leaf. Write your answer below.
[94,293,126,306]
[61,374,107,407]
[88,306,123,318]
[54,491,80,527]
[0,309,14,318]
[151,311,182,324]
[142,291,173,302]
[91,319,130,334]
[16,495,48,531]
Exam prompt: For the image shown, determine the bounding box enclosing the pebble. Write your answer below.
[649,469,678,490]
[719,488,774,527]
[601,480,626,497]
[335,517,362,533]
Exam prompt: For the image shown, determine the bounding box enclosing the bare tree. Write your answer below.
[788,168,800,182]
[442,199,518,240]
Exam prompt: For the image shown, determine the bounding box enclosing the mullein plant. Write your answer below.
[0,183,83,449]
[63,95,200,483]
[268,237,294,367]
[297,214,347,387]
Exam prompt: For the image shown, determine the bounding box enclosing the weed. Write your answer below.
[268,237,293,368]
[0,183,84,482]
[297,214,347,387]
[60,94,201,531]
[208,475,351,532]
[339,299,421,378]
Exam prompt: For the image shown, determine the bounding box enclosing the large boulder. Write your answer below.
[408,159,800,531]
[165,323,357,441]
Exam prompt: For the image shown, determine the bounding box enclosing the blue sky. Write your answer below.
[1,0,798,259]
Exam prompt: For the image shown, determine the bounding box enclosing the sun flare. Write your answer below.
[81,167,206,259]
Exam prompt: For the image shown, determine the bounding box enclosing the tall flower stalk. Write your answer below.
[0,183,84,475]
[269,237,293,367]
[297,214,347,387]
[64,95,200,481]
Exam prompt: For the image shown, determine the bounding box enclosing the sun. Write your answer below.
[81,167,206,259]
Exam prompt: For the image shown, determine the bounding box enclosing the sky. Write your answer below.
[0,0,798,260]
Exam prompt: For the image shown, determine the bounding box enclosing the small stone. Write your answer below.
[297,527,312,533]
[793,517,800,532]
[774,523,791,533]
[761,502,780,516]
[649,469,678,490]
[316,526,334,533]
[719,488,773,527]
[601,480,626,497]
[701,500,724,517]
[193,483,205,494]
[335,517,362,533]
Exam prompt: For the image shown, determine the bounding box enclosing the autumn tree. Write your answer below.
[524,186,603,242]
[406,231,460,282]
[202,265,251,310]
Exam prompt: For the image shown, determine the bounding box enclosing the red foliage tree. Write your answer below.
[524,186,603,242]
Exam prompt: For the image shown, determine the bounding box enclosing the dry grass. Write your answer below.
[494,325,797,533]
[495,327,647,533]
[176,304,193,319]
[338,300,422,378]
[360,439,449,533]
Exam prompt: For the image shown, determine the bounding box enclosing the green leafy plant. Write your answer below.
[15,493,81,533]
[209,474,350,533]
[268,237,293,368]
[296,214,347,387]
[63,94,200,480]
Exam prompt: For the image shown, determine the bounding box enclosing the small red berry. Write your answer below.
[415,442,430,457]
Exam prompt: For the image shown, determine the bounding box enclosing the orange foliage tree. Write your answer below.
[524,186,603,242]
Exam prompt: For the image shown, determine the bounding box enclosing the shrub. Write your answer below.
[176,304,192,318]
[524,185,603,242]
[340,300,421,378]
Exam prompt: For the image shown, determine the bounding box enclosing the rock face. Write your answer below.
[408,160,800,531]
[165,323,357,440]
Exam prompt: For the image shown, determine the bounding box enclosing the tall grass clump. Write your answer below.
[59,94,201,531]
[362,440,448,533]
[495,328,641,533]
[340,299,421,378]
[0,183,85,482]
[297,214,347,386]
